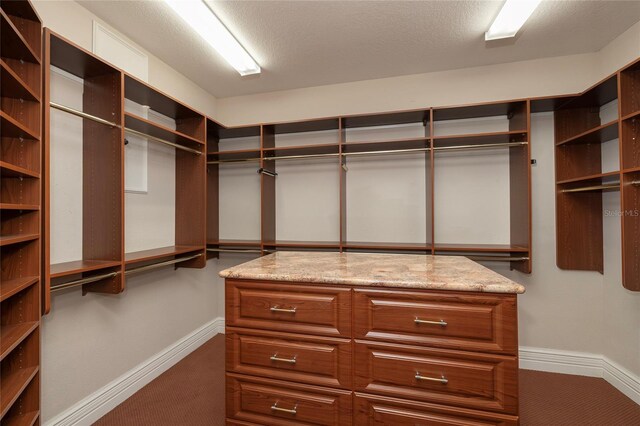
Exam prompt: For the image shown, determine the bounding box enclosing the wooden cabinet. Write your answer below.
[225,279,520,424]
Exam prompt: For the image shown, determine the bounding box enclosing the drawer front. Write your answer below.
[226,280,351,337]
[227,328,352,389]
[354,341,518,414]
[354,393,518,426]
[354,289,517,354]
[226,373,352,425]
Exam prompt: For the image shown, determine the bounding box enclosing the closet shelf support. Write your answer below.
[125,253,203,276]
[51,271,119,292]
[50,102,119,127]
[124,128,202,155]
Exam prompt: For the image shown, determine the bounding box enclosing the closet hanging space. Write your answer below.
[1,0,42,423]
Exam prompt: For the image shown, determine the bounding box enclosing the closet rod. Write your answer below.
[124,128,202,156]
[125,253,203,276]
[50,102,119,128]
[207,158,261,165]
[263,152,341,161]
[51,271,119,292]
[207,248,262,253]
[466,256,530,262]
[561,183,620,193]
[433,141,527,152]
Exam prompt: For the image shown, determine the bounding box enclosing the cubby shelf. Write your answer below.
[556,120,619,146]
[0,367,39,418]
[0,234,39,247]
[0,111,39,140]
[0,161,39,178]
[621,110,640,122]
[0,59,39,102]
[125,246,203,265]
[0,322,38,361]
[0,203,39,211]
[0,277,38,302]
[50,260,121,279]
[2,410,39,426]
[0,10,40,64]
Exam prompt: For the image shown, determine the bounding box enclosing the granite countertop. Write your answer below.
[219,252,525,294]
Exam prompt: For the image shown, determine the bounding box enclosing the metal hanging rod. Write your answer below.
[467,256,530,262]
[207,248,262,254]
[125,253,203,276]
[263,152,341,161]
[561,183,620,193]
[434,141,528,152]
[124,128,202,156]
[207,158,261,165]
[51,271,119,292]
[50,102,119,128]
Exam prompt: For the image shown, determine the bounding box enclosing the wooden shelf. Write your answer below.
[50,260,122,279]
[208,239,261,248]
[435,244,529,253]
[433,130,527,147]
[0,111,39,140]
[623,166,640,174]
[558,74,618,110]
[125,245,202,265]
[2,410,39,426]
[0,10,40,64]
[125,74,202,120]
[344,242,431,251]
[0,59,39,102]
[125,112,204,148]
[0,234,38,247]
[621,110,640,122]
[48,30,116,78]
[342,109,429,128]
[0,367,38,418]
[0,204,39,211]
[263,241,341,249]
[342,137,430,153]
[0,161,39,178]
[264,143,340,157]
[0,322,38,361]
[556,120,619,146]
[216,124,261,140]
[269,117,339,134]
[434,100,527,122]
[208,149,261,161]
[557,171,620,185]
[0,277,38,302]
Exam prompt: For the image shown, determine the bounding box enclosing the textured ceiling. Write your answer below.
[78,0,640,98]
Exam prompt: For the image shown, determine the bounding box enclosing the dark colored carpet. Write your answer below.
[95,336,640,425]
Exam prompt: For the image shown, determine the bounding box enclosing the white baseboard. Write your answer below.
[45,323,640,425]
[45,317,225,426]
[520,346,640,405]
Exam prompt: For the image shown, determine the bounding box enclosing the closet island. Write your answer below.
[221,251,525,425]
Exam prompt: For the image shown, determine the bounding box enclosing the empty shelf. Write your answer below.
[0,322,38,361]
[556,120,619,146]
[263,241,341,249]
[0,204,39,211]
[557,171,620,185]
[125,113,204,149]
[344,242,431,251]
[0,10,40,64]
[435,244,529,253]
[208,239,261,247]
[0,366,38,418]
[0,234,38,247]
[125,246,202,265]
[433,130,527,148]
[0,111,39,140]
[0,59,39,102]
[50,259,122,279]
[0,277,38,302]
[0,161,39,178]
[1,410,39,426]
[263,144,340,158]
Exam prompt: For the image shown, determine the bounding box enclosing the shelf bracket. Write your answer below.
[258,168,277,177]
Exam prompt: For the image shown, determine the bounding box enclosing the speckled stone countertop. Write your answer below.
[219,252,525,294]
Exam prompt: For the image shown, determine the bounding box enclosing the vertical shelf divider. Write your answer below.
[260,125,276,254]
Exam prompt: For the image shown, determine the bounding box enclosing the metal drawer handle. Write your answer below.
[270,306,297,314]
[415,373,448,384]
[270,354,297,364]
[414,317,447,327]
[271,402,297,415]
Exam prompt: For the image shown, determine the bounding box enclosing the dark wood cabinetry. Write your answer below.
[1,1,42,423]
[225,279,520,425]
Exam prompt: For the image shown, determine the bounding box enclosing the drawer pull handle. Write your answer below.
[270,306,297,314]
[271,402,297,415]
[414,317,447,327]
[415,373,448,384]
[270,354,297,364]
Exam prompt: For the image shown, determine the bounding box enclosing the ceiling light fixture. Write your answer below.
[485,0,542,41]
[164,0,260,76]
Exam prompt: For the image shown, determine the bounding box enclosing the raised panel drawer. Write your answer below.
[354,288,517,354]
[227,327,352,389]
[226,373,352,425]
[226,280,351,337]
[354,393,518,426]
[354,340,518,414]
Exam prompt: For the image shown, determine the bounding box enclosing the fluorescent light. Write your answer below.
[164,0,260,76]
[485,0,542,41]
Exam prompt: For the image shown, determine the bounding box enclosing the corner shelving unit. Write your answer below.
[1,0,42,423]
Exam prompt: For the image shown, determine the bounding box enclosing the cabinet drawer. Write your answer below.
[227,328,352,389]
[354,341,518,414]
[354,393,518,426]
[354,288,517,354]
[226,373,352,425]
[226,280,351,337]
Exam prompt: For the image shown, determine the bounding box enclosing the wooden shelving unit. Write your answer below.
[0,1,42,422]
[41,31,207,311]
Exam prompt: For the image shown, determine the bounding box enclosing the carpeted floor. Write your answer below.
[95,335,640,425]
